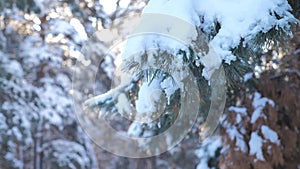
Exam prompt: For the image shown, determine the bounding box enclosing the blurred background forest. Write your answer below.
[0,0,299,169]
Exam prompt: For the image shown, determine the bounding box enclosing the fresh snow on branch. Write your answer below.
[125,0,297,76]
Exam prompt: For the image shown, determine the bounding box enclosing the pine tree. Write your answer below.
[1,0,298,168]
[80,0,299,168]
[83,0,298,156]
[0,0,102,168]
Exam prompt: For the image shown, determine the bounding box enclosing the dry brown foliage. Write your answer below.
[219,30,300,169]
